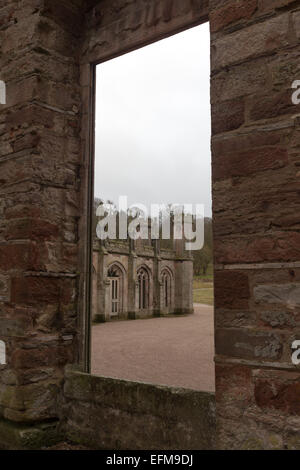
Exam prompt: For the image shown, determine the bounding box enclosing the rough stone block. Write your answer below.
[215,364,253,419]
[215,328,283,360]
[214,271,250,309]
[10,274,76,305]
[217,415,284,450]
[0,275,9,302]
[212,127,290,156]
[254,370,300,416]
[11,345,74,369]
[213,146,288,180]
[214,232,300,264]
[293,10,300,41]
[62,369,216,450]
[258,0,298,14]
[211,98,245,135]
[260,310,297,328]
[212,14,290,70]
[250,90,296,121]
[0,244,29,272]
[0,419,60,450]
[0,317,29,337]
[210,0,257,33]
[211,58,267,103]
[5,219,60,242]
[254,283,300,308]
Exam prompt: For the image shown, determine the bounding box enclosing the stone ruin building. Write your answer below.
[92,236,194,322]
[1,0,300,451]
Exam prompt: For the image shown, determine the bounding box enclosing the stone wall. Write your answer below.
[210,0,300,449]
[0,0,83,425]
[61,367,216,450]
[82,0,209,63]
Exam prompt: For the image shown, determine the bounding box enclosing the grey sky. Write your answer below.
[95,23,211,216]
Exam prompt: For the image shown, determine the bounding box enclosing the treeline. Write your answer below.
[193,218,213,276]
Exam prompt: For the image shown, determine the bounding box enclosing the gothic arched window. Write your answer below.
[162,269,172,308]
[107,264,124,316]
[137,267,149,310]
[0,340,6,365]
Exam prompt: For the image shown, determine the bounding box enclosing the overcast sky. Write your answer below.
[95,23,211,216]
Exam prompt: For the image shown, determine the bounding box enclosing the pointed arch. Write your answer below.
[107,261,126,277]
[161,267,174,310]
[107,262,126,316]
[0,340,6,365]
[137,265,151,310]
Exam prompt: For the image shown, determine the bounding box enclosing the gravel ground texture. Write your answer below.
[92,303,215,392]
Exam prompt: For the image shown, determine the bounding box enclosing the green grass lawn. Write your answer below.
[193,264,214,305]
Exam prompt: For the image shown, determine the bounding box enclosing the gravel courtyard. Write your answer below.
[92,304,215,392]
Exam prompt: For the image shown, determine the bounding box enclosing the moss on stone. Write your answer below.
[0,419,61,450]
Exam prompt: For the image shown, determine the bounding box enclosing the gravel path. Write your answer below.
[92,304,215,392]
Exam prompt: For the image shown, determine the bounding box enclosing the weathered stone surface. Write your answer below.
[260,310,297,328]
[0,244,30,271]
[214,232,300,264]
[214,271,250,309]
[10,276,76,306]
[258,0,298,14]
[216,365,300,449]
[211,97,245,135]
[84,0,209,63]
[217,415,284,450]
[255,380,300,415]
[212,125,290,158]
[211,0,300,451]
[5,219,60,242]
[212,163,300,239]
[213,146,288,180]
[293,10,300,41]
[212,14,290,70]
[0,275,9,302]
[0,317,29,337]
[211,58,268,103]
[215,363,253,424]
[215,309,256,328]
[1,0,300,453]
[215,328,283,360]
[210,0,257,33]
[254,370,300,416]
[0,0,82,435]
[250,90,296,122]
[11,345,74,369]
[254,283,300,308]
[61,369,216,450]
[3,380,61,423]
[0,419,60,450]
